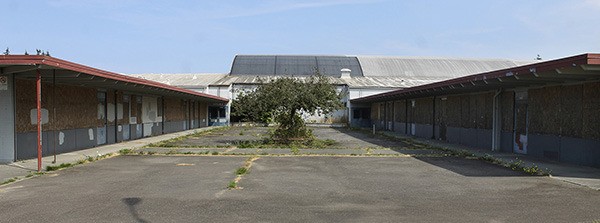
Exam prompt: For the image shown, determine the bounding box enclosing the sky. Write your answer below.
[2,0,600,74]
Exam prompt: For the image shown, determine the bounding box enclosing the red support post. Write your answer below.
[36,70,42,172]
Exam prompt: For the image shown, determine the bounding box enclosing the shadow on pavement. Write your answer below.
[413,157,536,177]
[122,197,148,223]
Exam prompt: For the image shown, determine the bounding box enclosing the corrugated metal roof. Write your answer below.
[129,73,228,87]
[358,56,533,80]
[133,55,535,89]
[230,55,363,77]
[210,75,425,88]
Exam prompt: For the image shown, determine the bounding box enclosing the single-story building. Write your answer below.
[351,53,600,168]
[0,55,228,164]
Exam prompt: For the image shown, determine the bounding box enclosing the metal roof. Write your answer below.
[351,53,600,103]
[133,55,535,89]
[358,56,533,79]
[230,55,363,77]
[128,73,228,88]
[0,55,228,103]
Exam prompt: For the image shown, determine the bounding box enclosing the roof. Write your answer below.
[230,55,364,77]
[357,56,532,78]
[351,53,600,103]
[0,55,228,103]
[129,73,228,88]
[134,55,535,89]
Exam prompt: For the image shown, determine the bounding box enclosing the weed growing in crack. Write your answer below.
[236,167,248,175]
[46,163,72,171]
[1,177,18,185]
[119,149,133,155]
[228,181,237,189]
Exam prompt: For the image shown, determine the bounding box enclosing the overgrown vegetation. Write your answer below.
[46,163,73,171]
[233,138,338,149]
[232,74,343,142]
[1,177,18,185]
[146,127,229,147]
[119,149,133,155]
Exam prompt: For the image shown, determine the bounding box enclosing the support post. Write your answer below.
[52,70,56,164]
[492,89,502,151]
[432,96,436,139]
[36,70,42,172]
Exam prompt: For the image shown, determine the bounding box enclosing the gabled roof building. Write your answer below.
[135,55,531,125]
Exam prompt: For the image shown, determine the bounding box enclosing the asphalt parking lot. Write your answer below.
[1,155,599,222]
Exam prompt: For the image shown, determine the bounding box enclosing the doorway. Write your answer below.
[513,91,528,154]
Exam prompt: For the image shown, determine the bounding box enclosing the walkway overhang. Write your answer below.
[0,55,229,104]
[351,53,600,103]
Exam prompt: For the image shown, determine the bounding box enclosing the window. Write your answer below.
[353,109,361,119]
[361,108,371,119]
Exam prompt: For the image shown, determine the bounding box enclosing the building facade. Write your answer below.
[351,53,600,168]
[0,55,228,163]
[136,55,530,126]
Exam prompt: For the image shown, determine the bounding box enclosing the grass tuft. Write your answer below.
[235,167,248,175]
[46,163,72,171]
[1,177,18,185]
[119,149,133,155]
[227,181,237,189]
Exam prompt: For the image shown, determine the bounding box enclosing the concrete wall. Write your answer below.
[0,74,15,163]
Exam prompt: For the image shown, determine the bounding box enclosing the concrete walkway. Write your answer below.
[380,131,600,191]
[0,127,220,184]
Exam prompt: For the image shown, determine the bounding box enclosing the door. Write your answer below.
[513,91,528,154]
[438,98,447,141]
[97,92,107,145]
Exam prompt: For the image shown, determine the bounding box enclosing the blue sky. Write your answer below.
[3,0,600,74]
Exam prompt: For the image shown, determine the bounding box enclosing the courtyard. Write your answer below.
[1,127,599,222]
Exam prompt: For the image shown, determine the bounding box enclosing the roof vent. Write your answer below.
[341,68,351,79]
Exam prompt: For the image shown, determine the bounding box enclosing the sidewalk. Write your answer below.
[1,127,220,184]
[380,131,600,191]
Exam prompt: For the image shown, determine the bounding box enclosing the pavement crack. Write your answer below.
[227,156,260,190]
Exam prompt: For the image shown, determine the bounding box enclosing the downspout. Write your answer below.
[36,70,42,172]
[492,89,502,151]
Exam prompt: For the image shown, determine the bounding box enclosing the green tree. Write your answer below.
[232,74,343,141]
